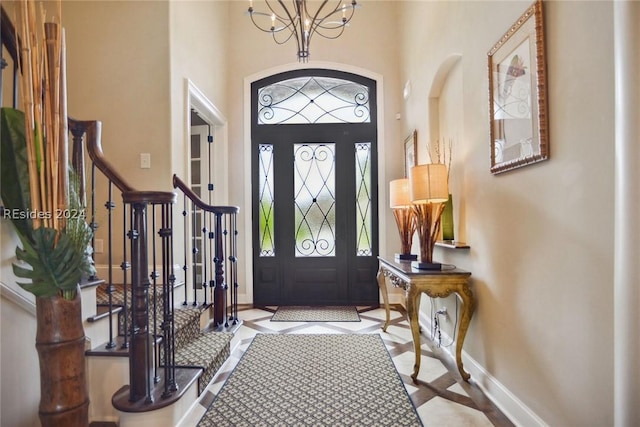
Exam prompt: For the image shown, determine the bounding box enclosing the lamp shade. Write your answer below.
[389,178,412,208]
[409,163,449,204]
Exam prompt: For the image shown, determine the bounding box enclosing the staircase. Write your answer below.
[71,120,241,426]
[82,280,234,425]
[93,283,233,396]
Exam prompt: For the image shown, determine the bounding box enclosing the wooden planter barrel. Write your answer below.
[35,288,89,427]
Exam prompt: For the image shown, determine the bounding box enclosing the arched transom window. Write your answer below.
[257,76,370,124]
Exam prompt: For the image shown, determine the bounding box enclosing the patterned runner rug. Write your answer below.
[271,305,360,322]
[198,334,422,426]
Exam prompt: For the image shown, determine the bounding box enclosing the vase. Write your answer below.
[35,286,89,427]
[441,194,454,241]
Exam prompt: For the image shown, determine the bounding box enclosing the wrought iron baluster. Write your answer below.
[182,194,188,305]
[105,182,116,349]
[151,205,159,385]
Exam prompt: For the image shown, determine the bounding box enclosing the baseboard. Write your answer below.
[0,280,36,316]
[417,310,547,427]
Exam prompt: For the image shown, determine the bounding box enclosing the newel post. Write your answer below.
[213,212,226,326]
[127,199,153,403]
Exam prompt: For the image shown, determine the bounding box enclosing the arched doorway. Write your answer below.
[251,69,379,306]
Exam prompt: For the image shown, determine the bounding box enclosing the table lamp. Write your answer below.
[389,178,417,261]
[409,163,449,270]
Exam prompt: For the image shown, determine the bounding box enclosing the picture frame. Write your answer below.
[404,130,417,178]
[488,0,548,174]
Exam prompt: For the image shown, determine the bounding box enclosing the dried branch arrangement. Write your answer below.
[426,138,453,181]
[16,0,68,231]
[1,0,94,299]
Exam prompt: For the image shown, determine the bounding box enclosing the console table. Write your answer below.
[376,256,475,382]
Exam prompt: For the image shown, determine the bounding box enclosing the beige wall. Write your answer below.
[61,1,172,269]
[169,0,229,182]
[399,1,615,425]
[64,1,172,191]
[168,0,230,279]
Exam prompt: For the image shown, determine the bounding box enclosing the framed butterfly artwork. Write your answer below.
[488,0,549,174]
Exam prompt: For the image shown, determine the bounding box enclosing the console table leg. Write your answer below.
[456,286,475,381]
[406,287,422,383]
[377,268,391,332]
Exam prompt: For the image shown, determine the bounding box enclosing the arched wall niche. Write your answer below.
[427,53,462,158]
[426,53,465,241]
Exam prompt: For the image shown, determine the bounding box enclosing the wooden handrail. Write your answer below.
[69,119,134,193]
[1,7,18,63]
[1,4,20,108]
[172,174,239,214]
[122,191,176,205]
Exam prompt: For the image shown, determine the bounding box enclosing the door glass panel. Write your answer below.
[294,143,336,257]
[258,76,370,124]
[258,144,275,257]
[355,142,372,256]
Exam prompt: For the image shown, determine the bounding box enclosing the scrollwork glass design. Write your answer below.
[258,144,275,256]
[294,143,336,257]
[355,142,372,256]
[258,76,370,124]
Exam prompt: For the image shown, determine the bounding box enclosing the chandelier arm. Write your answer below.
[313,1,355,27]
[309,2,355,39]
[265,0,294,23]
[305,0,330,26]
[270,30,296,46]
[313,25,347,40]
[249,10,295,34]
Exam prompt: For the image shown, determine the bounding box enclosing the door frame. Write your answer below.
[179,79,228,294]
[243,62,388,304]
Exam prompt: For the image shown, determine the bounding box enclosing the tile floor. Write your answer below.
[178,306,514,427]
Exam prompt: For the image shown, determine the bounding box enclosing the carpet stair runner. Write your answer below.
[95,283,231,394]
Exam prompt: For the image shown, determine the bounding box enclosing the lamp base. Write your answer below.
[411,261,442,270]
[395,253,418,261]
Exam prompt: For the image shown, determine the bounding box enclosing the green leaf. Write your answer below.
[0,108,34,241]
[12,227,94,297]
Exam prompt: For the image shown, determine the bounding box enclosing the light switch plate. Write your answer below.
[140,153,151,169]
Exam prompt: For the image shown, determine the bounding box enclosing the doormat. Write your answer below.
[198,334,421,426]
[271,305,360,322]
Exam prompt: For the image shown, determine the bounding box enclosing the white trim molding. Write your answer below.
[0,280,36,316]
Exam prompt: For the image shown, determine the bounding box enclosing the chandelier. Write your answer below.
[248,0,358,62]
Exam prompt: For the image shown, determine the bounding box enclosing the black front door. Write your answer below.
[251,70,379,306]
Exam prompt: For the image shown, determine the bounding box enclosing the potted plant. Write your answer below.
[0,2,94,425]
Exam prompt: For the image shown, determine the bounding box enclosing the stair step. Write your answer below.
[173,307,204,350]
[87,304,123,323]
[80,276,106,290]
[173,331,233,395]
[95,282,187,306]
[85,335,161,357]
[112,367,202,413]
